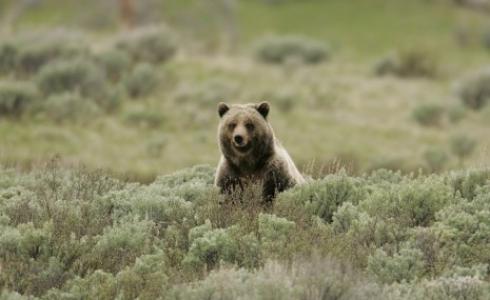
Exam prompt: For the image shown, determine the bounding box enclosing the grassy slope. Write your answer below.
[0,0,489,180]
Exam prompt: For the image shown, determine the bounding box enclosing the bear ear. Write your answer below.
[218,102,229,118]
[256,101,270,119]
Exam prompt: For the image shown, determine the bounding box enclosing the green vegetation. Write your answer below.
[412,103,445,127]
[1,1,490,296]
[0,164,489,299]
[457,68,490,110]
[254,35,329,65]
[0,0,488,179]
[373,49,438,78]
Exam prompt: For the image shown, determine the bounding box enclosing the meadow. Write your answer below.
[0,0,490,298]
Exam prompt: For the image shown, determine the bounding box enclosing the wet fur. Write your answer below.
[214,102,305,202]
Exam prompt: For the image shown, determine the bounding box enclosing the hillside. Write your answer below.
[1,1,490,181]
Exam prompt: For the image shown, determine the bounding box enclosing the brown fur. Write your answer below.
[214,102,305,202]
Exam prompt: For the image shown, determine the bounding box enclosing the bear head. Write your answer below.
[217,102,274,166]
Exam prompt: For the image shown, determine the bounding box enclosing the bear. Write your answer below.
[214,101,305,202]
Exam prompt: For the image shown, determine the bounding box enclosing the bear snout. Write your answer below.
[234,135,244,145]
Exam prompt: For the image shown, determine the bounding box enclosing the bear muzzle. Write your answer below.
[232,134,252,153]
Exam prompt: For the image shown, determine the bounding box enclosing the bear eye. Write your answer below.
[228,123,237,130]
[245,123,255,131]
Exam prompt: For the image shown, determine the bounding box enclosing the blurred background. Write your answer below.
[0,0,489,181]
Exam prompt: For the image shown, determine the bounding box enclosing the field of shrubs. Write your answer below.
[1,0,490,298]
[1,163,489,299]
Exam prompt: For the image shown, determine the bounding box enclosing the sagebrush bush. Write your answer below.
[123,63,159,98]
[95,49,131,82]
[36,58,108,100]
[374,49,437,78]
[361,175,454,227]
[368,247,425,283]
[254,35,329,65]
[0,81,38,117]
[116,26,177,64]
[170,257,382,300]
[36,58,122,112]
[276,172,366,223]
[412,104,444,127]
[258,213,296,259]
[0,42,17,74]
[39,93,100,123]
[17,42,88,76]
[183,225,260,270]
[447,169,490,200]
[2,30,90,75]
[457,68,490,110]
[412,103,444,127]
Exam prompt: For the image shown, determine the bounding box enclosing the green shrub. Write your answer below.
[87,219,155,273]
[115,250,169,299]
[183,225,259,270]
[36,58,121,112]
[384,276,490,300]
[0,81,38,117]
[258,213,295,259]
[368,248,425,283]
[276,172,366,222]
[447,169,490,200]
[95,49,131,82]
[16,43,86,76]
[374,49,437,78]
[412,103,444,127]
[0,42,18,74]
[254,35,329,65]
[39,93,100,123]
[373,54,399,76]
[116,26,177,64]
[449,134,477,165]
[15,31,89,75]
[171,258,382,300]
[123,63,159,98]
[457,68,490,110]
[423,148,449,172]
[36,59,108,101]
[360,176,454,227]
[433,186,490,266]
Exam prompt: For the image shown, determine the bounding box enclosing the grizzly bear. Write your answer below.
[214,101,305,201]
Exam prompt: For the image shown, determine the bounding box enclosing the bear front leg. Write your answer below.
[215,162,242,202]
[262,168,291,202]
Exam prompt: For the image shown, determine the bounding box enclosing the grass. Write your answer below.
[0,0,489,181]
[1,56,489,181]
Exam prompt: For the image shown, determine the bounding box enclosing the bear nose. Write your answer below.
[234,135,244,145]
